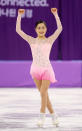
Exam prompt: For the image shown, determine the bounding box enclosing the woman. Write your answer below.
[16,8,63,127]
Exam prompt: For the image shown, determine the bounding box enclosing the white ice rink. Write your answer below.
[0,87,82,131]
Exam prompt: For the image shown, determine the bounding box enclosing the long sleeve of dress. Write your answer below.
[16,14,35,45]
[47,13,63,45]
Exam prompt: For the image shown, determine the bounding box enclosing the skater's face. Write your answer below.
[35,23,47,37]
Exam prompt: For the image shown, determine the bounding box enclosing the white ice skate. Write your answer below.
[37,112,46,127]
[51,112,59,127]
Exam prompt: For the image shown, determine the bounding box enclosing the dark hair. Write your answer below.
[35,20,47,28]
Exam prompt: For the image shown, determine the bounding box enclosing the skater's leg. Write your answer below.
[40,79,50,113]
[40,80,59,126]
[33,77,42,92]
[33,77,54,113]
[47,91,54,114]
[33,78,58,126]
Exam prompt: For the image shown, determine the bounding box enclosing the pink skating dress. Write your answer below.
[16,12,63,83]
[29,38,57,83]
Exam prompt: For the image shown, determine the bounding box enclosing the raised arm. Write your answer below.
[48,8,63,44]
[16,9,35,45]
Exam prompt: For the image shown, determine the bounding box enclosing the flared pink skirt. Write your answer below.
[30,63,57,83]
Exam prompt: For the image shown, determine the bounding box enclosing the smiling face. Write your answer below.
[35,22,47,37]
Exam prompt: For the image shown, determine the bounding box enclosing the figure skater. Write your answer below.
[16,8,63,127]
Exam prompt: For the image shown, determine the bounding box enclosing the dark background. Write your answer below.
[0,0,82,60]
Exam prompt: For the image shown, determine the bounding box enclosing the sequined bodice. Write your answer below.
[30,38,52,67]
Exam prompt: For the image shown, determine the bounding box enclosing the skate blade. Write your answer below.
[37,121,44,127]
[53,119,59,127]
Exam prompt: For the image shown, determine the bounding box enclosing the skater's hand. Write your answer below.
[18,9,25,15]
[51,8,57,15]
